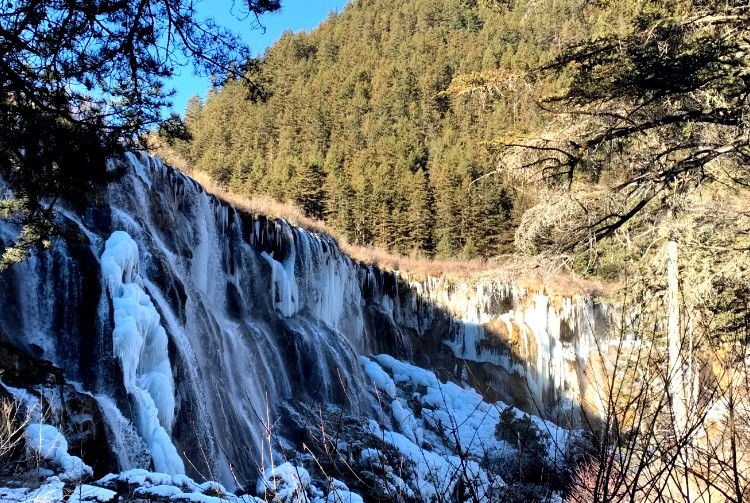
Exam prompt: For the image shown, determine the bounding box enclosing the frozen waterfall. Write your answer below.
[0,152,610,488]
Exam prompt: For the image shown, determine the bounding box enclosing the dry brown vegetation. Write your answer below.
[0,395,30,475]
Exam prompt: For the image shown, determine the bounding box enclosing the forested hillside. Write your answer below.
[169,0,636,259]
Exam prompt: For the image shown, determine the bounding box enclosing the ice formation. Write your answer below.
[25,424,93,481]
[94,395,151,471]
[101,231,184,475]
[261,250,299,317]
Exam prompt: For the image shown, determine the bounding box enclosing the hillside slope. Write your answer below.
[170,0,634,259]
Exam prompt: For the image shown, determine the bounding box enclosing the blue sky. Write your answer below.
[167,0,349,115]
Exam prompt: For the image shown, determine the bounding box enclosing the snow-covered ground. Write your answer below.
[355,354,570,501]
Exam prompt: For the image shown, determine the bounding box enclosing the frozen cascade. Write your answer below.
[94,395,151,471]
[260,250,298,317]
[0,151,611,488]
[100,231,184,475]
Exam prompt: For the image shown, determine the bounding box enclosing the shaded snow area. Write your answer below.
[0,483,117,503]
[0,353,572,503]
[361,354,569,466]
[0,337,571,503]
[258,356,575,502]
[354,355,569,501]
[96,470,262,503]
[100,231,184,475]
[256,464,363,503]
[97,468,362,503]
[0,479,65,503]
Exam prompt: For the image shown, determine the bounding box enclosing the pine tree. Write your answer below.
[407,169,436,256]
[292,160,327,220]
[175,0,616,257]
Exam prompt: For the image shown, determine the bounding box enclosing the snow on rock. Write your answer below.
[97,469,264,503]
[321,489,364,503]
[0,487,29,503]
[356,356,512,501]
[358,354,574,500]
[0,478,64,503]
[359,356,396,399]
[371,354,541,461]
[67,485,118,503]
[134,485,182,499]
[98,469,178,490]
[256,462,310,503]
[358,448,380,464]
[367,423,502,503]
[390,399,422,445]
[25,424,93,481]
[101,231,184,475]
[374,354,438,388]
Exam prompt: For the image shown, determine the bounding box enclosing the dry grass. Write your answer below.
[148,147,610,299]
[0,395,30,474]
[189,170,333,238]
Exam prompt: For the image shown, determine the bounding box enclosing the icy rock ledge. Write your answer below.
[98,470,259,503]
[93,467,364,503]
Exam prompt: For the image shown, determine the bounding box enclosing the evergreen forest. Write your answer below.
[168,0,640,260]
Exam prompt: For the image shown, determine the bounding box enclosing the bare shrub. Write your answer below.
[0,395,31,475]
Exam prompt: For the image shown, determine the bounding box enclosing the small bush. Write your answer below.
[0,395,31,475]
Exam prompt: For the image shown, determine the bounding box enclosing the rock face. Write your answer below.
[0,341,114,477]
[0,153,611,488]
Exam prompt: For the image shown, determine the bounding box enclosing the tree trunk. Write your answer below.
[667,239,686,435]
[667,238,699,502]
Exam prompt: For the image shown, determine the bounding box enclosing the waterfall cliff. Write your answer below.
[0,153,610,491]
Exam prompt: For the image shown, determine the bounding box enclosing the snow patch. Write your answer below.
[359,356,396,399]
[256,462,310,503]
[67,485,118,503]
[322,489,364,503]
[0,478,64,503]
[358,355,575,499]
